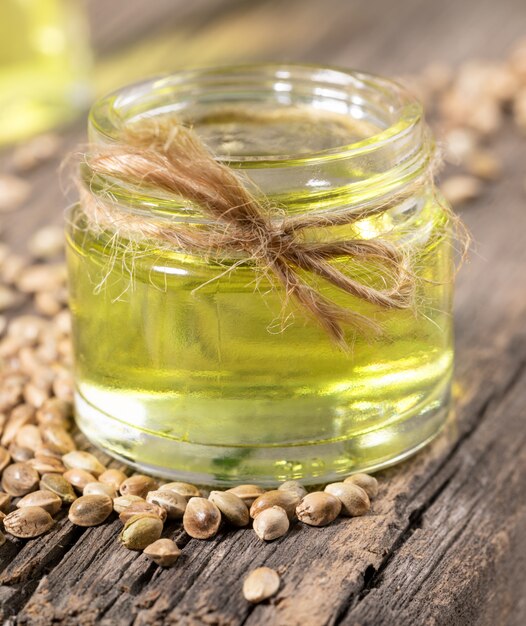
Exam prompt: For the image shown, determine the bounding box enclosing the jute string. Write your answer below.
[78,115,441,347]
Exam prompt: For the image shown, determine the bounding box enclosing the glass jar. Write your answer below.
[0,0,91,144]
[66,65,454,486]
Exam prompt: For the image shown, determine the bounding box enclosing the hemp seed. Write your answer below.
[324,482,370,517]
[27,226,64,259]
[278,480,307,500]
[243,567,280,603]
[0,492,12,513]
[159,481,201,500]
[83,481,117,499]
[62,450,106,476]
[208,490,250,527]
[113,494,145,514]
[250,490,300,521]
[63,468,97,492]
[68,494,113,526]
[465,150,502,180]
[119,501,167,524]
[1,405,35,447]
[0,286,22,312]
[0,446,11,472]
[0,175,30,213]
[143,538,181,567]
[28,454,66,475]
[98,469,127,491]
[40,472,77,503]
[16,264,66,294]
[119,514,163,550]
[183,497,221,539]
[40,424,75,455]
[16,489,62,515]
[441,175,481,205]
[8,444,33,463]
[253,505,289,541]
[343,473,379,499]
[226,484,265,507]
[15,424,42,452]
[146,490,187,520]
[296,492,341,527]
[1,462,40,496]
[23,382,50,408]
[119,474,157,498]
[4,506,54,538]
[36,397,72,428]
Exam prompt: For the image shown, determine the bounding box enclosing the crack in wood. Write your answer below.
[0,522,85,622]
[332,358,526,626]
[330,474,454,626]
[127,533,243,625]
[330,355,526,626]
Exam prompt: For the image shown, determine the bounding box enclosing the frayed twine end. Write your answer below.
[75,113,466,349]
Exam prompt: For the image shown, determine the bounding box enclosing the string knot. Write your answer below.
[79,116,437,348]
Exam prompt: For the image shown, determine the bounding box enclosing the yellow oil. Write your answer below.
[67,111,454,486]
[0,0,90,144]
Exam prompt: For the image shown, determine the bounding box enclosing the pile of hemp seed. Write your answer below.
[399,38,526,203]
[2,39,526,603]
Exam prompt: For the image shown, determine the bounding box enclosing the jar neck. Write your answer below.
[83,64,434,221]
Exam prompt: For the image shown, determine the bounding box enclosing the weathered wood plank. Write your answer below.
[341,364,526,626]
[86,0,247,56]
[10,334,525,626]
[0,517,83,620]
[332,0,526,73]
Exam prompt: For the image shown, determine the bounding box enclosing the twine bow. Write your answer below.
[81,117,419,347]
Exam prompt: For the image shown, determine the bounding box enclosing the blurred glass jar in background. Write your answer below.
[0,0,91,145]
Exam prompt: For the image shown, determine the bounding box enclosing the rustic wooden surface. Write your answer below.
[1,0,526,624]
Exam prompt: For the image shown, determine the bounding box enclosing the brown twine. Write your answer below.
[78,115,441,348]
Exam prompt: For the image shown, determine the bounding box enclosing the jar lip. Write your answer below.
[89,63,423,168]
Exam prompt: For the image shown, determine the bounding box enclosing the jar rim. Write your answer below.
[88,63,423,168]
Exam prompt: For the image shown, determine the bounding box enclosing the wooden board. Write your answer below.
[1,0,526,624]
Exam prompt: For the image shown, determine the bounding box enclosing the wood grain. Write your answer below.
[1,0,526,624]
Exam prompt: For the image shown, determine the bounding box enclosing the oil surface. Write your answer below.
[68,111,454,484]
